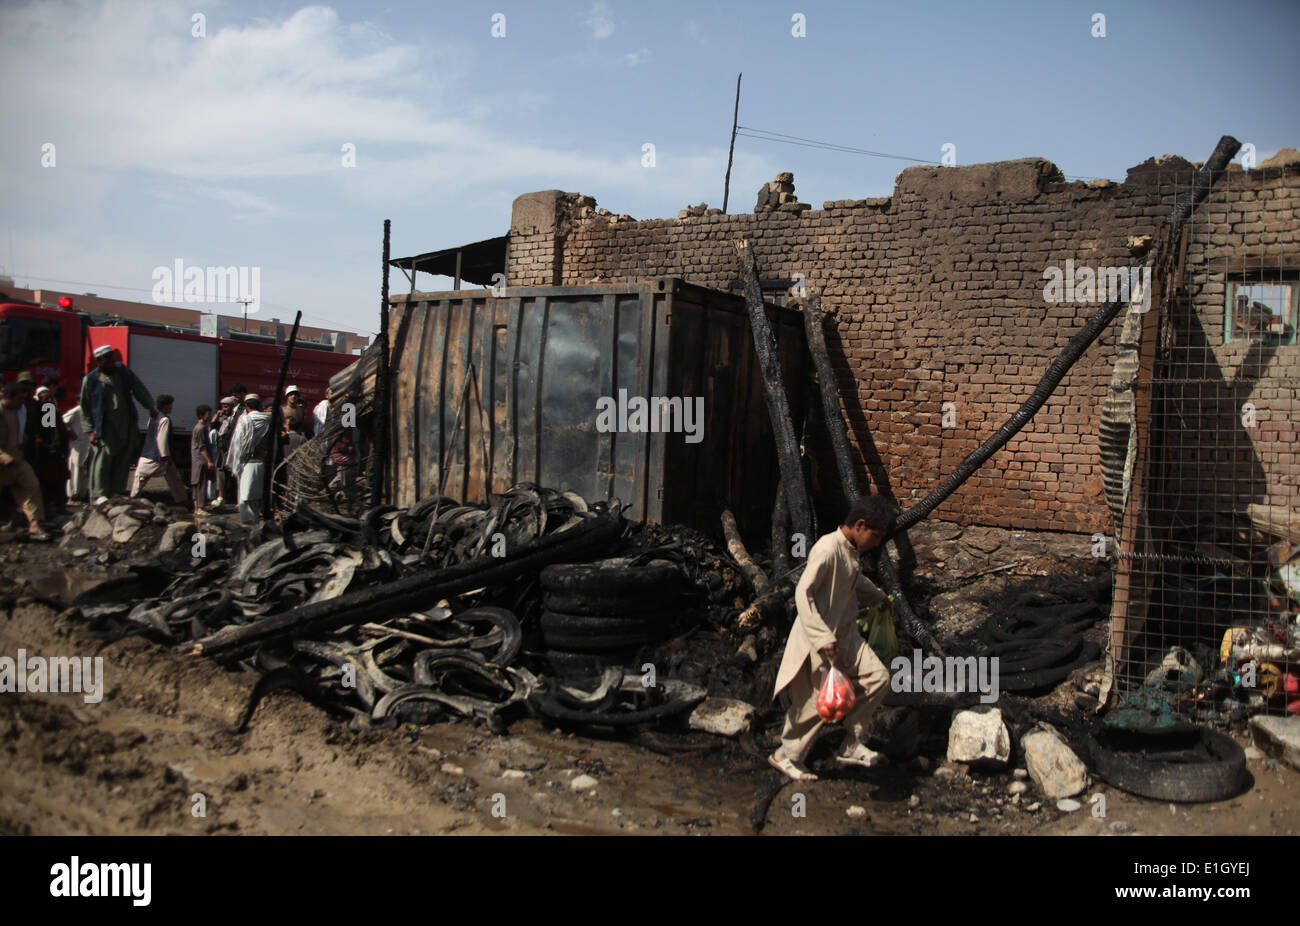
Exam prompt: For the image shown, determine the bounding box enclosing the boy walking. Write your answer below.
[769,495,896,781]
[128,394,189,505]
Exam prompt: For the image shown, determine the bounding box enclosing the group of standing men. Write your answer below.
[2,344,341,537]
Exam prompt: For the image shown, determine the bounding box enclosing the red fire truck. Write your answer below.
[0,293,357,466]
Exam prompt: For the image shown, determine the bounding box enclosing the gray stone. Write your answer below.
[1022,724,1089,799]
[111,514,143,544]
[1056,798,1082,812]
[688,698,755,738]
[80,510,114,540]
[570,774,598,791]
[159,521,194,553]
[946,705,1010,766]
[1008,780,1028,795]
[1250,716,1300,772]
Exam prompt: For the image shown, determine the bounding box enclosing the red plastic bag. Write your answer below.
[817,665,856,723]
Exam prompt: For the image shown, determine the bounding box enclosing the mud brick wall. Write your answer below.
[506,156,1300,534]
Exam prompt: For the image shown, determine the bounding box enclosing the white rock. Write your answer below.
[907,795,920,808]
[1008,781,1028,795]
[440,763,464,776]
[688,698,755,738]
[845,805,867,819]
[500,769,528,780]
[1022,724,1089,799]
[570,774,598,791]
[934,766,955,779]
[1056,798,1082,812]
[946,706,1010,766]
[1013,768,1028,780]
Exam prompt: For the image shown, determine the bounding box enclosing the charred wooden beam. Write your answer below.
[801,291,939,654]
[734,240,813,553]
[186,512,622,659]
[367,219,392,508]
[263,310,302,521]
[722,509,771,598]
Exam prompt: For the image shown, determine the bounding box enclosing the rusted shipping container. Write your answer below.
[382,278,808,543]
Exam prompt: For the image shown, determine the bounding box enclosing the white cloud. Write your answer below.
[584,1,615,40]
[0,1,782,335]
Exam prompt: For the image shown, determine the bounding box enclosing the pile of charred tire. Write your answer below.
[68,484,738,735]
[978,586,1103,693]
[975,584,1247,804]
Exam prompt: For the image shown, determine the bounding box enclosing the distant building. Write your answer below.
[2,286,371,354]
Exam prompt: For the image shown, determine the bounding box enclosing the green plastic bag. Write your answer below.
[864,597,898,665]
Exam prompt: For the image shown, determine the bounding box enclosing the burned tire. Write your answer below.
[541,591,677,617]
[985,636,1081,673]
[545,648,639,677]
[528,678,705,727]
[540,610,666,636]
[540,610,665,653]
[1086,724,1247,803]
[540,560,685,597]
[999,641,1101,692]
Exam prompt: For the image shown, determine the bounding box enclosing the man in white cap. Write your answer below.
[227,394,272,524]
[79,345,156,501]
[282,384,311,438]
[30,385,71,513]
[211,395,239,507]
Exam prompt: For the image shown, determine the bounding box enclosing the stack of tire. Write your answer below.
[539,558,686,677]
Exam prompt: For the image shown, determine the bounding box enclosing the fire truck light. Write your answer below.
[58,296,73,309]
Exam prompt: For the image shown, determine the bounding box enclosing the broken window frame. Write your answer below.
[1224,271,1299,346]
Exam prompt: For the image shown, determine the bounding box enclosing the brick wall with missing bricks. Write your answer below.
[504,155,1300,534]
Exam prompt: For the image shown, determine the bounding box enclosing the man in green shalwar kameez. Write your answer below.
[79,345,157,501]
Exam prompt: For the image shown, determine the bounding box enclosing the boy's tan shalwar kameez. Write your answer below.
[773,528,892,763]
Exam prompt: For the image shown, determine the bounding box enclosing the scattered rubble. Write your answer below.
[754,172,810,214]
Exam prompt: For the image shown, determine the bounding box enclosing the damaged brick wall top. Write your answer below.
[505,155,1300,534]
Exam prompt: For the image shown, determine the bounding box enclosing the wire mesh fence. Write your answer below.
[1109,162,1300,722]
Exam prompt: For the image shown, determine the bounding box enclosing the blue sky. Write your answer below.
[1,0,1296,336]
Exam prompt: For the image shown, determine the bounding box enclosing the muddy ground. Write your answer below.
[1,502,1297,836]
